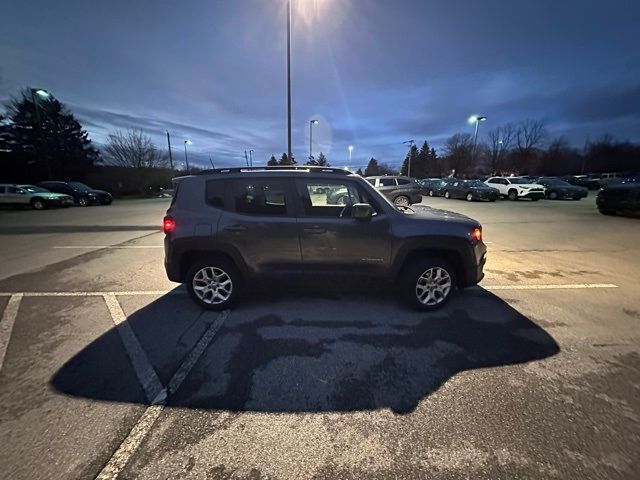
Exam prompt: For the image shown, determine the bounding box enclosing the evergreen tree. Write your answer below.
[400,144,418,177]
[2,88,99,182]
[316,152,329,166]
[267,155,278,166]
[427,147,439,176]
[278,152,296,165]
[355,167,364,176]
[364,158,379,176]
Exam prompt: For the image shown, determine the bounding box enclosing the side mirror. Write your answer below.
[351,203,375,220]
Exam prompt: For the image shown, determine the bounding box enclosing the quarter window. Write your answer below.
[205,179,225,209]
[232,180,287,216]
[379,178,395,187]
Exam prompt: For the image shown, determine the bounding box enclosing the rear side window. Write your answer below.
[205,179,225,209]
[232,180,287,216]
[379,178,395,186]
[397,178,410,185]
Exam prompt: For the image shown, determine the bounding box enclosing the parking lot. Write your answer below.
[1,195,639,479]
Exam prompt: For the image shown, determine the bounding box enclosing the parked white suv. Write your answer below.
[484,177,545,201]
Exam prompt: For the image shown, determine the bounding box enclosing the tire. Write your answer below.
[186,257,241,310]
[548,191,558,200]
[31,198,45,210]
[429,190,434,197]
[394,195,410,207]
[402,257,456,311]
[78,197,90,207]
[508,189,518,201]
[444,191,451,199]
[466,192,473,202]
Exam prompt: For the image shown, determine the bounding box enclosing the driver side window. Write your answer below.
[297,180,376,217]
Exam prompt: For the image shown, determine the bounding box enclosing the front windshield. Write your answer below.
[68,182,91,191]
[20,185,49,193]
[509,177,533,185]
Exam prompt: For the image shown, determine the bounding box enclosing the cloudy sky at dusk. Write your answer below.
[2,0,639,170]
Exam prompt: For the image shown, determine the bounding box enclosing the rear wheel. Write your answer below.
[78,197,90,207]
[508,189,518,201]
[429,189,434,197]
[444,191,451,199]
[466,192,474,202]
[548,191,558,200]
[186,258,240,310]
[402,257,456,311]
[31,198,45,210]
[394,195,410,207]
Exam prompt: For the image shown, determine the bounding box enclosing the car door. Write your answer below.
[5,186,30,205]
[449,181,464,198]
[295,178,392,276]
[487,178,507,196]
[216,177,302,277]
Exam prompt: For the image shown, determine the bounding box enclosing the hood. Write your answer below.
[84,189,110,195]
[40,192,72,199]
[514,183,544,189]
[409,205,479,227]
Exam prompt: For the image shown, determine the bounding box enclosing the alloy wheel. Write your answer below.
[415,267,452,306]
[394,196,410,207]
[192,266,233,305]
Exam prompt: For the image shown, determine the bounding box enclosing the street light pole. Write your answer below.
[249,149,254,167]
[309,120,318,162]
[166,131,174,170]
[348,145,354,164]
[30,88,53,179]
[183,140,191,173]
[286,0,293,164]
[469,115,487,164]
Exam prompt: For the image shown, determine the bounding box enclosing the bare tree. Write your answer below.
[443,133,474,176]
[487,123,515,174]
[516,119,546,153]
[103,129,168,168]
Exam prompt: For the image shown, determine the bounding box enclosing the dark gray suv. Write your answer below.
[164,167,486,311]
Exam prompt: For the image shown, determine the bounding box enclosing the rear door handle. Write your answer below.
[303,226,326,234]
[224,224,248,232]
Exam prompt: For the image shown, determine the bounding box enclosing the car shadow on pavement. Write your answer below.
[51,287,559,414]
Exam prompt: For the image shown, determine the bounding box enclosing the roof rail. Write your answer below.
[194,166,352,176]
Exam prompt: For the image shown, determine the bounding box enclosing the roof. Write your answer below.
[194,166,352,177]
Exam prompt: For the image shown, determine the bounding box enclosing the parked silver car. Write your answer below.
[0,184,74,210]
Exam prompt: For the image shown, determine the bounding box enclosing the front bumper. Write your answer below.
[520,191,545,199]
[474,191,499,201]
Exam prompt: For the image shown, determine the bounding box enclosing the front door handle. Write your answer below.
[224,224,248,232]
[303,226,326,234]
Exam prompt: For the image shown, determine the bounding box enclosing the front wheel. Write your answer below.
[402,258,456,311]
[444,191,451,199]
[186,258,240,310]
[31,198,45,210]
[466,192,474,202]
[548,191,558,200]
[429,190,434,197]
[508,190,518,201]
[78,197,90,207]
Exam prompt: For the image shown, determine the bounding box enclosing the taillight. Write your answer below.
[163,216,175,234]
[471,227,482,242]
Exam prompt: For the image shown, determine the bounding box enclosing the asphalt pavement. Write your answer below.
[0,194,639,479]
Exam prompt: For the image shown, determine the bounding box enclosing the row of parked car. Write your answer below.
[0,181,112,210]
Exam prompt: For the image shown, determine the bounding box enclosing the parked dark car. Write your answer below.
[562,175,600,190]
[365,176,422,206]
[596,182,640,217]
[443,180,500,202]
[536,177,588,200]
[425,178,453,197]
[417,178,442,196]
[164,166,486,311]
[38,181,112,206]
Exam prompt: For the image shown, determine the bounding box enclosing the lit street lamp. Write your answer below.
[348,145,354,163]
[309,120,319,162]
[286,0,293,164]
[469,115,487,164]
[184,140,192,172]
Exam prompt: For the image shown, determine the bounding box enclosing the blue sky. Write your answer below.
[2,0,639,170]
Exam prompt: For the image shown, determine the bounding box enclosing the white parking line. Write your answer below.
[103,294,165,403]
[95,306,229,480]
[485,283,619,291]
[52,246,162,249]
[0,294,23,372]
